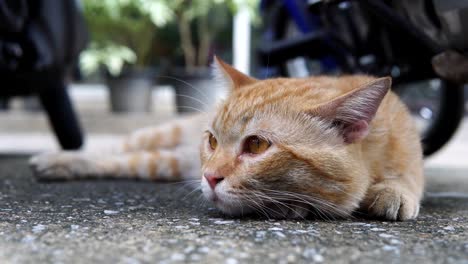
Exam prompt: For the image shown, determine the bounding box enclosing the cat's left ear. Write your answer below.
[311,77,391,144]
[212,56,257,90]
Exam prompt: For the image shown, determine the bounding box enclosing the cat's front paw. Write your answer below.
[29,153,81,180]
[363,183,420,221]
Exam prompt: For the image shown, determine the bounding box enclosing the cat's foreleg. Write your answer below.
[360,175,424,221]
[30,148,200,181]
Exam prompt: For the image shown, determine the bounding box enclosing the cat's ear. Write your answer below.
[311,77,391,144]
[212,56,257,90]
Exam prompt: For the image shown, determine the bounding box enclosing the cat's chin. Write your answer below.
[215,200,311,219]
[213,196,354,220]
[202,180,327,219]
[212,199,255,217]
[207,191,312,219]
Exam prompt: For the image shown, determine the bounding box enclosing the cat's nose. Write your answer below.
[204,173,224,190]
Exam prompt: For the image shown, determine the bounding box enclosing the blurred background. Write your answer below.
[0,0,467,168]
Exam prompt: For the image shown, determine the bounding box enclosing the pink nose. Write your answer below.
[204,173,224,190]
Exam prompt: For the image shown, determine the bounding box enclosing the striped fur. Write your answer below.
[30,58,424,221]
[30,114,205,182]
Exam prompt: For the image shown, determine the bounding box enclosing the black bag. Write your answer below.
[0,0,88,72]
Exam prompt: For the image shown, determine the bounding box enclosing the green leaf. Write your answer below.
[79,43,137,76]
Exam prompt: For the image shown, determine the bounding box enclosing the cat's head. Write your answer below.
[200,57,391,219]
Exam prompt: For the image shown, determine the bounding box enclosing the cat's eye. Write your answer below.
[244,136,270,155]
[208,133,218,150]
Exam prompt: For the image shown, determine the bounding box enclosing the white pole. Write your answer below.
[233,6,251,74]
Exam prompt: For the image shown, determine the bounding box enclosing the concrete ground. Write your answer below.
[0,156,467,264]
[0,92,467,263]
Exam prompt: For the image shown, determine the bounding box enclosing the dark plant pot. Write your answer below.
[168,67,227,113]
[106,68,156,113]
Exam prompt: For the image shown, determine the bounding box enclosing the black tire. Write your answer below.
[421,81,464,156]
[265,4,465,157]
[38,80,84,150]
[0,98,9,110]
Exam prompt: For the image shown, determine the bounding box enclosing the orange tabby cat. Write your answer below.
[30,57,424,220]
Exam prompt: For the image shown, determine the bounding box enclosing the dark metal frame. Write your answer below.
[258,0,443,81]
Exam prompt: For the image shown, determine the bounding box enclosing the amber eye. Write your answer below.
[244,136,270,154]
[208,133,218,150]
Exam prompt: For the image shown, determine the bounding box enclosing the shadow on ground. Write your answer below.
[0,156,467,263]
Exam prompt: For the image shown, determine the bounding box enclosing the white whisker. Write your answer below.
[175,106,208,114]
[157,75,210,101]
[174,93,209,108]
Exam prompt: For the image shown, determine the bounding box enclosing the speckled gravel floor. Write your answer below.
[0,156,467,264]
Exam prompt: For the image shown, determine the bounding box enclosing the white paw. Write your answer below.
[364,183,420,221]
[29,152,84,180]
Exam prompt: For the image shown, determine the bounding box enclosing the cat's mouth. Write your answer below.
[200,179,253,216]
[209,191,257,217]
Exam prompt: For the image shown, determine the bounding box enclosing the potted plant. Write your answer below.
[164,0,259,113]
[79,0,173,112]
